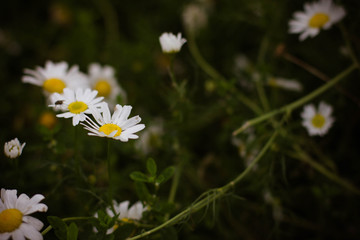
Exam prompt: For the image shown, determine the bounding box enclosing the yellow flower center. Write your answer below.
[68,101,88,114]
[99,123,122,137]
[43,78,66,93]
[0,209,23,233]
[311,114,326,128]
[121,218,134,223]
[94,80,111,97]
[309,13,329,28]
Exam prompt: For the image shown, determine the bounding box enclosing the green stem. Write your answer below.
[256,36,270,112]
[339,23,360,68]
[41,217,94,236]
[106,139,114,205]
[290,145,360,195]
[186,30,261,115]
[127,130,278,240]
[165,161,183,220]
[233,63,357,135]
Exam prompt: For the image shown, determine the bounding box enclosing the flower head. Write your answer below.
[0,188,48,240]
[22,60,89,95]
[4,138,25,159]
[289,0,346,41]
[301,101,335,136]
[182,3,208,33]
[159,32,186,54]
[88,63,127,108]
[94,200,147,235]
[49,88,104,126]
[82,102,145,142]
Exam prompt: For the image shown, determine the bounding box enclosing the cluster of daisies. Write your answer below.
[22,61,145,142]
[0,31,186,240]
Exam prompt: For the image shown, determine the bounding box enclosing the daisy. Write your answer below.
[4,138,26,159]
[289,0,346,41]
[87,63,127,108]
[267,77,303,92]
[94,200,147,234]
[301,101,335,136]
[49,88,104,126]
[159,32,187,54]
[82,102,145,142]
[0,188,48,240]
[22,60,89,95]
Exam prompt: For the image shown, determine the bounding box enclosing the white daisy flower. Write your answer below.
[301,101,335,136]
[88,63,127,108]
[82,102,145,142]
[22,60,89,95]
[94,200,147,235]
[267,77,303,92]
[289,0,346,41]
[49,88,104,126]
[4,138,26,159]
[159,32,187,54]
[0,188,48,240]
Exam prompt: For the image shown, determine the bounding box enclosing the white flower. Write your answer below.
[49,88,104,126]
[82,102,145,142]
[88,63,127,108]
[301,101,335,136]
[267,77,303,92]
[94,200,147,235]
[22,60,89,95]
[4,138,25,159]
[289,0,346,41]
[182,3,208,33]
[0,188,48,240]
[159,32,186,54]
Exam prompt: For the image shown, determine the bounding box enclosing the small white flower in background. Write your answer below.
[49,88,104,126]
[4,138,25,159]
[267,77,303,92]
[159,32,187,54]
[22,60,89,95]
[94,200,147,234]
[0,188,48,240]
[182,3,208,33]
[289,0,346,41]
[301,101,335,136]
[135,119,164,155]
[88,63,127,108]
[82,102,145,142]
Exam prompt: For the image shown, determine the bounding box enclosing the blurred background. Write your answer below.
[1,0,360,239]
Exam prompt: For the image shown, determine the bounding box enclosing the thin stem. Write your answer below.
[233,63,357,135]
[127,130,278,240]
[165,160,183,220]
[339,23,360,68]
[256,36,270,112]
[289,145,360,195]
[41,217,94,236]
[186,30,261,115]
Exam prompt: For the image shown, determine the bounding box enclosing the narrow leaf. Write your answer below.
[146,158,157,176]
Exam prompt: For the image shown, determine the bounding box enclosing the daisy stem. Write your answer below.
[106,138,113,202]
[233,63,357,136]
[127,130,278,240]
[41,217,94,236]
[165,159,184,220]
[289,144,360,195]
[256,36,270,112]
[186,29,262,115]
[339,23,360,69]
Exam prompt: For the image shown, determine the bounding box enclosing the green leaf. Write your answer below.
[130,171,149,182]
[156,166,175,184]
[67,222,78,240]
[47,216,67,240]
[146,158,157,176]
